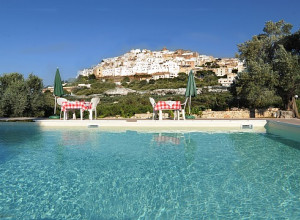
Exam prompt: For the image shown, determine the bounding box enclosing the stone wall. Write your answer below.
[130,108,294,119]
[277,110,294,119]
[133,112,169,119]
[201,108,282,119]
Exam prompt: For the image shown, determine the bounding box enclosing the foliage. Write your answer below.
[195,70,214,78]
[121,76,130,83]
[273,45,300,110]
[191,91,234,112]
[75,75,88,83]
[97,94,152,118]
[177,72,188,81]
[277,30,300,55]
[124,77,188,90]
[94,91,233,118]
[149,79,155,84]
[202,61,220,68]
[122,72,219,91]
[88,74,96,80]
[0,73,46,117]
[232,69,238,73]
[232,20,300,115]
[231,59,279,108]
[43,90,58,117]
[63,88,71,95]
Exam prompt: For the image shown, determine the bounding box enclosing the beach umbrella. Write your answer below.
[53,68,64,115]
[185,70,197,115]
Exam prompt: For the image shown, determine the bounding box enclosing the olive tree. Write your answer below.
[233,20,299,116]
[0,73,46,117]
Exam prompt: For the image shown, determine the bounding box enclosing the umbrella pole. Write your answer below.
[189,95,191,115]
[54,96,57,115]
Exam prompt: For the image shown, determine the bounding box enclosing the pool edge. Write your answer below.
[265,120,300,143]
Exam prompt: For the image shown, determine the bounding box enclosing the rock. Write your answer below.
[105,87,137,95]
[104,86,226,96]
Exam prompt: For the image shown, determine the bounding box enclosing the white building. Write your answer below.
[79,48,244,84]
[163,61,180,77]
[77,68,94,78]
[218,73,237,87]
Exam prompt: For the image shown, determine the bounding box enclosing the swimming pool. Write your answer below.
[0,123,299,219]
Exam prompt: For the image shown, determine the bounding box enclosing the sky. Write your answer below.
[0,0,299,86]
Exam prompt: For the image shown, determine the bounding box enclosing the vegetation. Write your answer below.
[66,74,116,95]
[95,91,233,118]
[0,73,52,117]
[122,72,219,91]
[201,61,220,68]
[195,70,219,86]
[72,81,116,95]
[232,20,300,117]
[97,94,152,118]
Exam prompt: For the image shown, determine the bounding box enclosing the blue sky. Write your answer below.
[0,0,299,86]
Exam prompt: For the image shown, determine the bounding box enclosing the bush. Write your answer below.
[97,94,152,118]
[94,92,236,118]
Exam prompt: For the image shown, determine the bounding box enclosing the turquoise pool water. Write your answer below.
[0,123,299,219]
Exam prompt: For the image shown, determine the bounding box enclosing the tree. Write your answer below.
[232,59,278,109]
[203,61,220,68]
[0,73,27,117]
[88,74,96,80]
[148,79,155,84]
[0,73,46,117]
[273,45,300,117]
[195,70,215,78]
[233,20,299,116]
[25,74,45,117]
[122,76,130,83]
[139,80,147,87]
[232,69,238,73]
[121,76,130,86]
[76,75,88,83]
[177,72,188,81]
[278,30,300,55]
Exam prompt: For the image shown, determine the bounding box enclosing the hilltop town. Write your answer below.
[78,48,245,87]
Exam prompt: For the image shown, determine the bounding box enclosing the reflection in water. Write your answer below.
[183,134,197,166]
[152,132,198,166]
[60,130,90,146]
[153,133,181,145]
[54,129,102,167]
[0,123,43,163]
